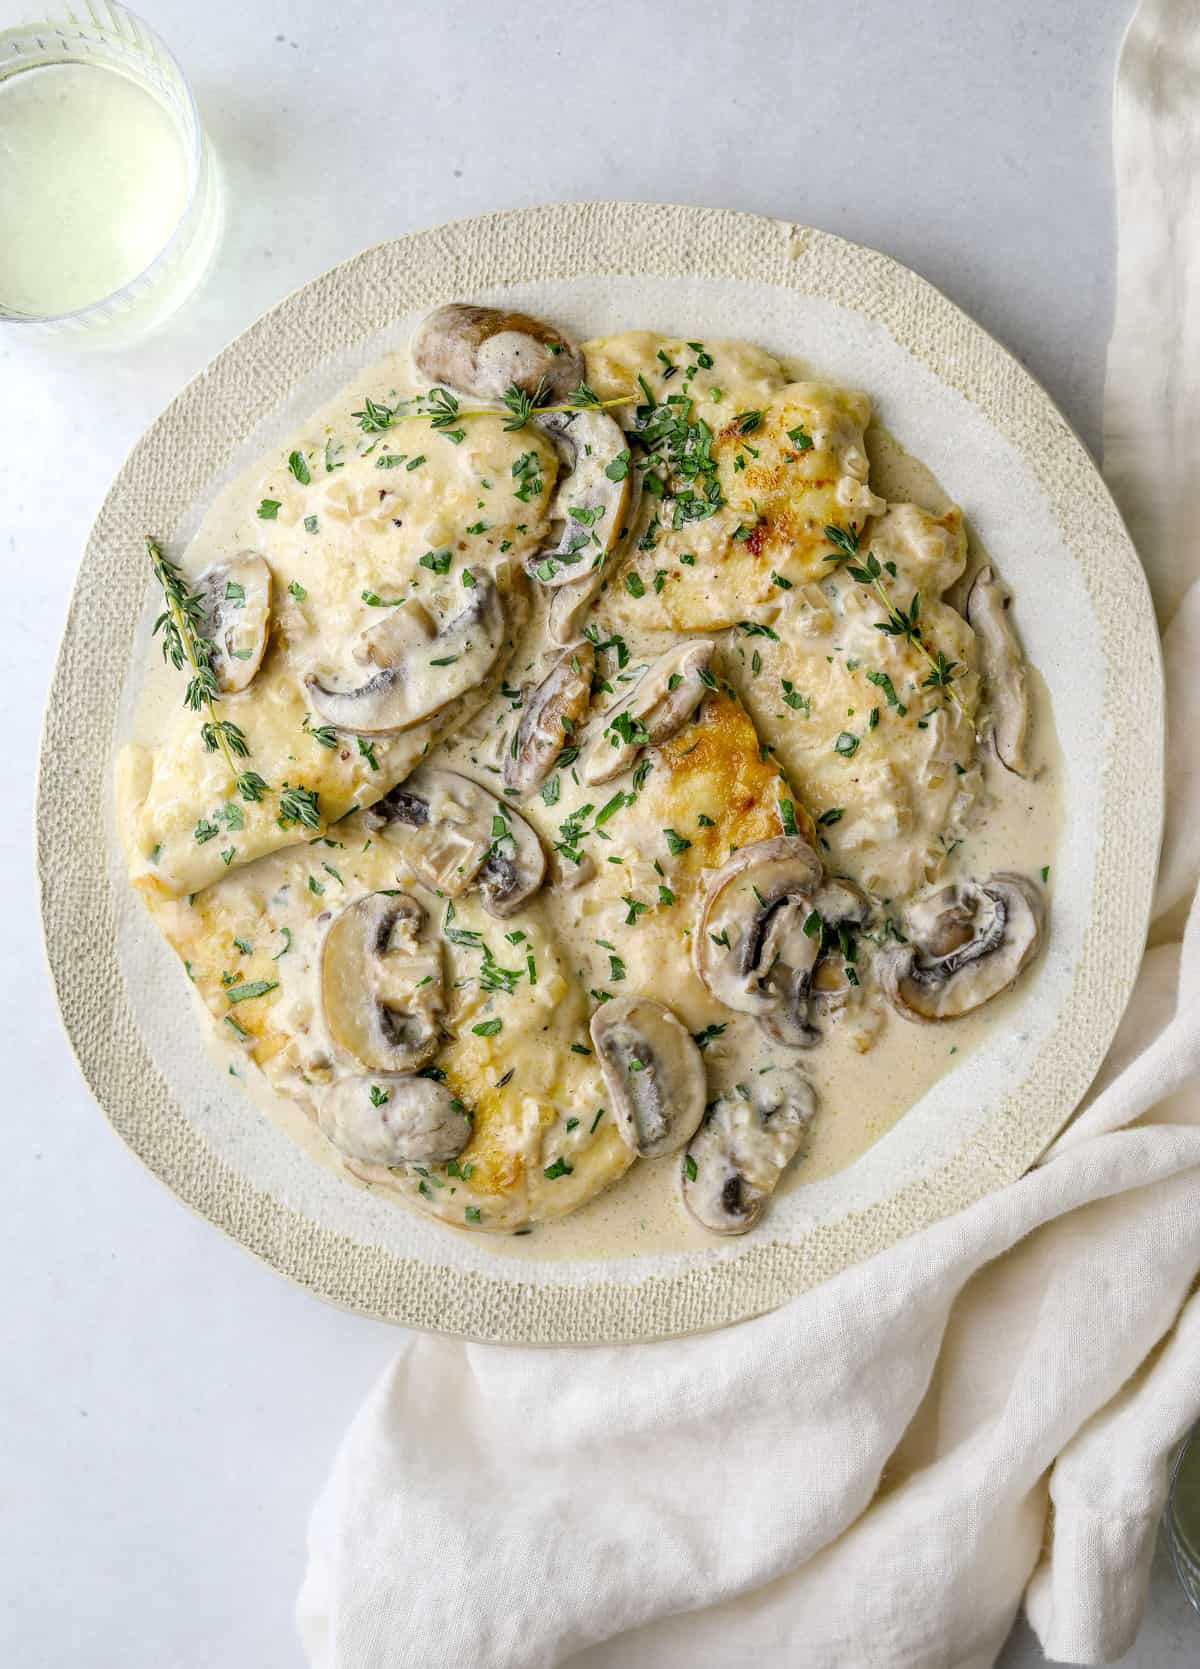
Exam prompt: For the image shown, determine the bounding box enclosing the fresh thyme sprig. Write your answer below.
[149,539,271,802]
[822,524,973,721]
[500,376,551,431]
[351,382,633,437]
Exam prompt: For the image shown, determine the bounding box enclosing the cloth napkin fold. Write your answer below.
[299,3,1200,1661]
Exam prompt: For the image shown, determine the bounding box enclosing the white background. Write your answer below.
[3,1,1196,1664]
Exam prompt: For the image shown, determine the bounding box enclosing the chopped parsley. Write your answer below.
[606,448,630,481]
[225,979,278,1004]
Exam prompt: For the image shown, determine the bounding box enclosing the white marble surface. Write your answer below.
[3,1,1195,1663]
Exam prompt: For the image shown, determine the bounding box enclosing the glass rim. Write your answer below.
[0,0,205,327]
[1167,1420,1200,1616]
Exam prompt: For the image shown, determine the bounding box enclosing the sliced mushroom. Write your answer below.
[503,639,595,796]
[695,836,824,1040]
[548,568,605,647]
[880,872,1045,1022]
[477,800,546,918]
[760,876,872,1046]
[369,766,546,918]
[412,303,585,404]
[967,565,1031,776]
[545,465,640,645]
[582,638,716,785]
[318,1073,469,1166]
[590,995,706,1159]
[306,580,506,736]
[196,552,271,693]
[527,410,631,587]
[682,1069,817,1235]
[352,599,437,667]
[321,892,445,1072]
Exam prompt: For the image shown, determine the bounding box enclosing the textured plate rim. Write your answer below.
[37,201,1163,1344]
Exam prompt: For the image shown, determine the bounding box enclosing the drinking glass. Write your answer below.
[0,0,221,343]
[1167,1421,1200,1617]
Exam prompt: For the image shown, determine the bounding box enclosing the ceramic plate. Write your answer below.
[38,203,1162,1343]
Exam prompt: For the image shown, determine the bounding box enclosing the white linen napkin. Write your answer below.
[298,3,1200,1661]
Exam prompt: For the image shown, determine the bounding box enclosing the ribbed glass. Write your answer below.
[0,1,221,342]
[1167,1422,1200,1618]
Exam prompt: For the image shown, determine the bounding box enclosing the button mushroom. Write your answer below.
[966,565,1031,776]
[196,551,271,692]
[880,872,1045,1022]
[318,1073,469,1166]
[321,892,445,1072]
[681,1070,817,1235]
[503,639,595,796]
[527,409,631,587]
[581,638,716,786]
[695,836,824,1042]
[477,797,547,918]
[547,568,605,647]
[412,303,585,404]
[800,878,873,1019]
[589,995,706,1159]
[305,580,507,736]
[369,766,546,918]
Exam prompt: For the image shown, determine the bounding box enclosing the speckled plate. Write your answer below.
[37,203,1162,1344]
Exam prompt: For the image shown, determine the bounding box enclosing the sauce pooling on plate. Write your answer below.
[117,306,1060,1249]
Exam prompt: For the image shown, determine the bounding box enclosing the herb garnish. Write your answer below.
[823,526,972,720]
[225,979,278,1005]
[148,539,270,805]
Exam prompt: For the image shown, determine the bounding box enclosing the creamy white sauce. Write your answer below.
[122,336,1062,1259]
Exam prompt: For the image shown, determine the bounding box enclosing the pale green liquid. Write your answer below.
[0,60,188,316]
